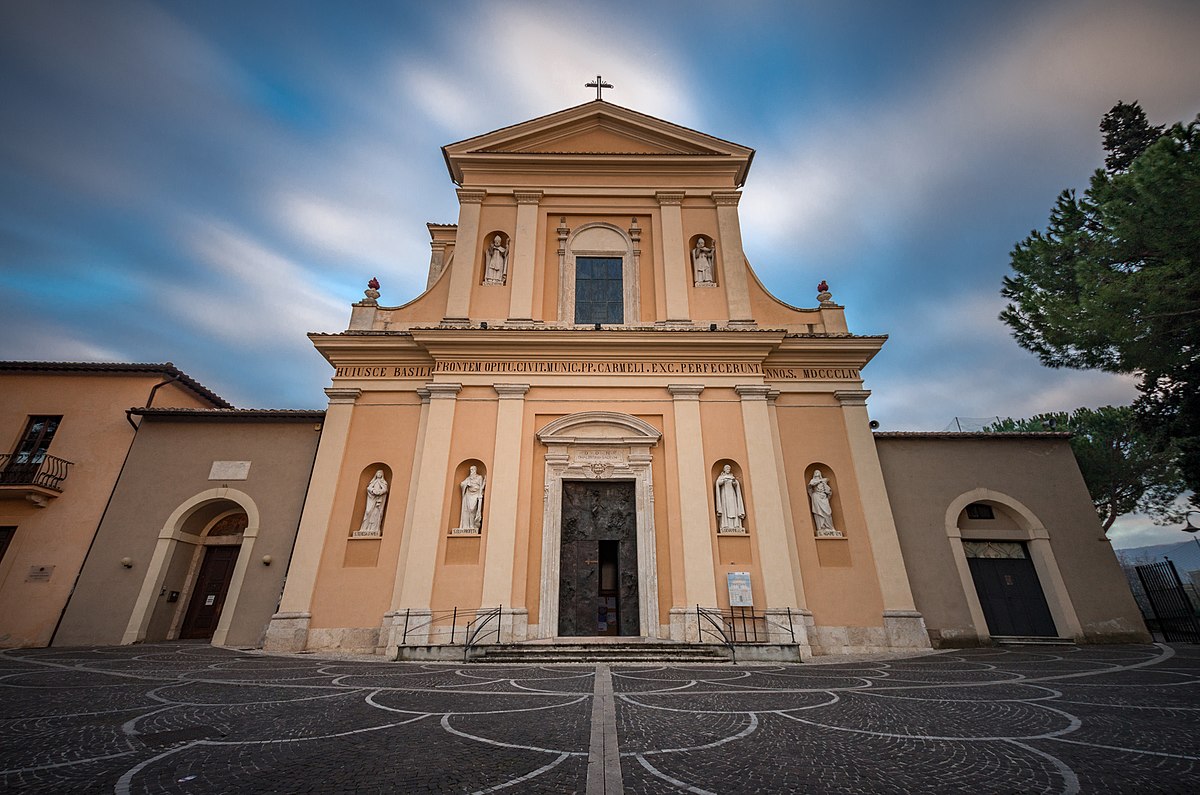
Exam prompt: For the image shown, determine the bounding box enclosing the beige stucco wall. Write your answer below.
[53,414,321,648]
[876,435,1149,645]
[0,372,215,648]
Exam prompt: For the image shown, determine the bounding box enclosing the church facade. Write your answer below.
[257,101,1147,658]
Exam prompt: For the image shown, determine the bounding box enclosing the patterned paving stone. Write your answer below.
[1,643,1197,793]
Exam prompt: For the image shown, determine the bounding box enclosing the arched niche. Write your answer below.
[481,230,510,286]
[535,411,661,638]
[689,233,718,287]
[559,222,639,325]
[711,458,747,534]
[350,463,393,538]
[450,459,487,534]
[804,463,845,538]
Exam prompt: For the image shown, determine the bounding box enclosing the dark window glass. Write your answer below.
[966,503,995,520]
[11,416,61,465]
[0,527,13,564]
[575,257,623,325]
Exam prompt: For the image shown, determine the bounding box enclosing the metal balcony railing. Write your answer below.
[0,453,73,492]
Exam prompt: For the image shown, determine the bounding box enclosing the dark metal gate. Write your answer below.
[1135,560,1200,643]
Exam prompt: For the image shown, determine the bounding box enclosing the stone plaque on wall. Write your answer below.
[209,461,251,481]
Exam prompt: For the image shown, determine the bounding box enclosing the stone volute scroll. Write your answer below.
[808,468,842,537]
[714,464,746,533]
[692,235,716,287]
[353,470,388,538]
[455,465,486,534]
[483,233,509,285]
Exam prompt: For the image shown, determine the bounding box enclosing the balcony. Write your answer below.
[0,453,73,507]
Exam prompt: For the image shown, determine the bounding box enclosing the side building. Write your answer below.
[0,363,229,648]
[55,408,324,648]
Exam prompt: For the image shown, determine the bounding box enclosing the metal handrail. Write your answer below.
[696,606,738,664]
[695,605,798,664]
[462,606,502,662]
[0,453,73,491]
[398,606,504,653]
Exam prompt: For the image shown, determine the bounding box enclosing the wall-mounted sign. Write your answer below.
[727,571,753,607]
[25,565,53,583]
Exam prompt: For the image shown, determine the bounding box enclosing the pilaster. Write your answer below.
[480,384,530,607]
[444,190,486,323]
[833,389,921,618]
[735,385,798,608]
[380,388,432,653]
[265,387,360,652]
[508,192,542,322]
[656,191,691,323]
[712,192,754,324]
[667,385,717,632]
[766,389,808,609]
[395,383,462,612]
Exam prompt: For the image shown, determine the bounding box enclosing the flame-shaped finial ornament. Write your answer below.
[817,280,833,305]
[363,277,381,304]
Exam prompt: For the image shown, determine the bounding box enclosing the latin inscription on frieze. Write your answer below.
[334,362,861,380]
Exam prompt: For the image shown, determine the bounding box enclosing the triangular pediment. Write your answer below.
[442,101,754,182]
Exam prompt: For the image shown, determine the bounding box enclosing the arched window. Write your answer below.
[560,223,639,325]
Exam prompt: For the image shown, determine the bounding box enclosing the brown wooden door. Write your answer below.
[180,546,240,639]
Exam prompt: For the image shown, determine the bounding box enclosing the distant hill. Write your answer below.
[1116,540,1200,574]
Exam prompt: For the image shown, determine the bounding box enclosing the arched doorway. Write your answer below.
[945,489,1082,641]
[122,489,261,647]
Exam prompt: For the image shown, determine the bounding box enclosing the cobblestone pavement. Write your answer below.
[1,643,1197,793]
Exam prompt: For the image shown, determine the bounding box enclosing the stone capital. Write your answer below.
[416,387,431,404]
[667,384,705,400]
[712,191,742,206]
[513,190,543,205]
[493,383,530,399]
[456,189,487,204]
[655,191,685,206]
[834,389,871,406]
[766,388,781,404]
[425,382,463,400]
[734,385,772,401]
[324,387,361,404]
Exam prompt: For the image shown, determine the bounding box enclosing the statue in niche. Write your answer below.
[808,470,841,537]
[484,235,508,284]
[692,236,716,286]
[714,464,746,533]
[457,465,486,532]
[354,470,388,537]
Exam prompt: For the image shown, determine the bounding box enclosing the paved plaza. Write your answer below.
[1,643,1197,793]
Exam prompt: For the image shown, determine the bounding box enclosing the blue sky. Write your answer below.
[1,0,1197,547]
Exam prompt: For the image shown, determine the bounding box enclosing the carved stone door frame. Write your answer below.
[536,411,661,639]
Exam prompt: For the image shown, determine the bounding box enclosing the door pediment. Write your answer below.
[537,411,661,447]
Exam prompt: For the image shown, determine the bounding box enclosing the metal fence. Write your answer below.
[1135,561,1200,643]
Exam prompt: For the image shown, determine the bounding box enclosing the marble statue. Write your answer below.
[484,235,508,284]
[354,470,388,537]
[692,236,715,285]
[808,470,841,537]
[714,464,746,532]
[458,465,485,531]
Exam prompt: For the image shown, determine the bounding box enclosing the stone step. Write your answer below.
[990,635,1077,646]
[469,642,730,664]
